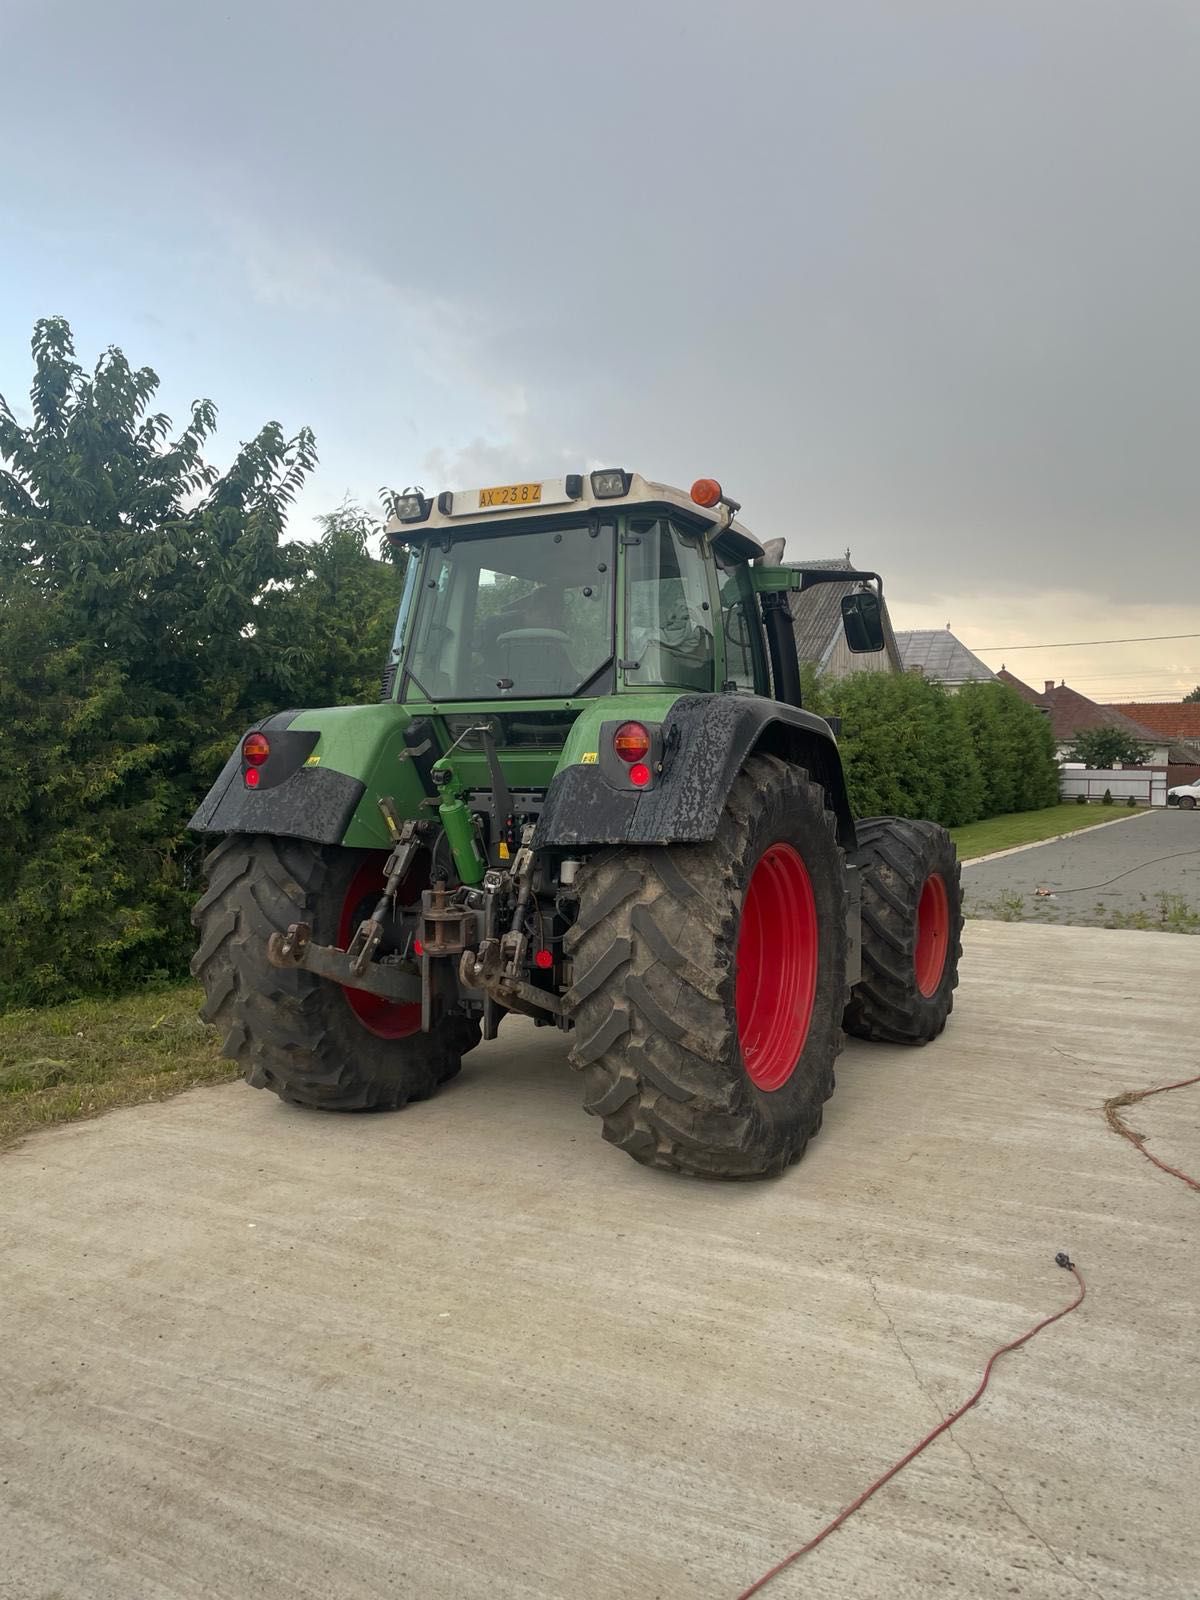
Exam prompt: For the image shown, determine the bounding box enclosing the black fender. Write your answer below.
[188,711,365,844]
[534,695,856,850]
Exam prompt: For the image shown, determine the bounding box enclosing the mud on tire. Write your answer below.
[563,756,848,1179]
[191,834,479,1110]
[844,816,963,1045]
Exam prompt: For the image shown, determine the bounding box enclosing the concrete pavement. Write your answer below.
[2,921,1198,1600]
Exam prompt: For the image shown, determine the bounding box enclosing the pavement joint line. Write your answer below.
[961,809,1155,868]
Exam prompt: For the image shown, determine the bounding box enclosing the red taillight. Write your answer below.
[242,732,271,766]
[690,477,722,508]
[534,948,554,970]
[628,762,652,788]
[244,767,261,788]
[413,938,424,957]
[613,721,650,763]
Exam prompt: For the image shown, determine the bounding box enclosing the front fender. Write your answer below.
[534,695,855,850]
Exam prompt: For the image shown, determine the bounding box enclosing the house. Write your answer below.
[1106,701,1200,789]
[893,627,996,688]
[788,556,904,678]
[996,673,1172,765]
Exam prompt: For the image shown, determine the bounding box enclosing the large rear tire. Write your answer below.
[564,756,848,1179]
[844,816,963,1045]
[191,835,480,1110]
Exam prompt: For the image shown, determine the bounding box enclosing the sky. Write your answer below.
[1,0,1197,701]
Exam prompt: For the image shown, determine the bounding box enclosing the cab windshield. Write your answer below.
[403,523,616,701]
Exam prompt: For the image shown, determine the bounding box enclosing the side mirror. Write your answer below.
[841,589,885,653]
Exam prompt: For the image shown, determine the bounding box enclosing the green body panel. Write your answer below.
[290,703,425,850]
[552,690,683,770]
[288,690,685,850]
[750,564,808,594]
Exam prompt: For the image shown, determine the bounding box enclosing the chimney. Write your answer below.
[1044,680,1055,695]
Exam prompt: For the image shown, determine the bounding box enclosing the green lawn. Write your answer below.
[0,983,233,1149]
[949,802,1145,861]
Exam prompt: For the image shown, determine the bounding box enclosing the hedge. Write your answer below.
[811,673,1058,829]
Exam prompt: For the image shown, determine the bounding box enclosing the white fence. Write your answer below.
[1059,767,1167,807]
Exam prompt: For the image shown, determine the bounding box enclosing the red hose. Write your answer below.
[1103,1073,1200,1194]
[736,1073,1198,1597]
[734,1260,1087,1599]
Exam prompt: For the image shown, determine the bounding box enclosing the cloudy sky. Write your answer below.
[2,0,1197,699]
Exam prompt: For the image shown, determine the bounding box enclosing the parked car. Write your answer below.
[1167,779,1200,811]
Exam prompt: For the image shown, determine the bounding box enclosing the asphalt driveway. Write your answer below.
[2,922,1198,1599]
[963,807,1200,929]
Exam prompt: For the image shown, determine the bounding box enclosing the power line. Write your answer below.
[975,631,1200,650]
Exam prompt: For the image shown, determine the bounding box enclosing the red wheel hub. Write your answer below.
[338,856,422,1040]
[915,872,950,998]
[735,842,819,1092]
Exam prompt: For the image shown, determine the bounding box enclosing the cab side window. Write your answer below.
[717,557,766,694]
[624,519,715,692]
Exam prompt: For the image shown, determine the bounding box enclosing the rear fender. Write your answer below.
[188,704,426,848]
[534,694,855,849]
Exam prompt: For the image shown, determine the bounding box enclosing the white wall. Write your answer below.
[1059,768,1167,806]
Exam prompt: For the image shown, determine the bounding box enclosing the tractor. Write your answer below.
[191,470,963,1179]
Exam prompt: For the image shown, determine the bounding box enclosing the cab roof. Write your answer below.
[384,471,765,562]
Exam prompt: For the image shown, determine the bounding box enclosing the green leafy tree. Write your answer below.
[1184,685,1200,703]
[1065,727,1151,768]
[0,316,330,1004]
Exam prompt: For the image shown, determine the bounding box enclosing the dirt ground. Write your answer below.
[2,921,1198,1599]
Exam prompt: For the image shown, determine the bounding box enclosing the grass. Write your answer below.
[950,802,1146,861]
[0,983,234,1149]
[1097,893,1200,935]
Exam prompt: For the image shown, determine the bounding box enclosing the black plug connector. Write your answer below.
[1055,1251,1075,1270]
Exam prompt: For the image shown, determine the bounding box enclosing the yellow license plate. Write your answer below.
[478,482,542,508]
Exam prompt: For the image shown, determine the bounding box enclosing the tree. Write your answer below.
[0,316,333,1003]
[1065,726,1151,768]
[1185,685,1200,703]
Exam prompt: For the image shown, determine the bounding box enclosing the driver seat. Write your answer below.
[493,631,576,694]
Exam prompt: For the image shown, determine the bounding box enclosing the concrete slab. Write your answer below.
[2,922,1198,1600]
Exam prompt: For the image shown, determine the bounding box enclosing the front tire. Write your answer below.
[845,816,963,1045]
[564,756,848,1179]
[191,835,480,1110]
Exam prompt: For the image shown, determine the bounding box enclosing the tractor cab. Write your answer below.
[384,468,885,722]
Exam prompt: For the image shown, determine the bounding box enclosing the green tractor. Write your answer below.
[191,470,963,1179]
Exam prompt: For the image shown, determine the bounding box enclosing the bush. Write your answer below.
[1101,788,1114,806]
[811,672,1063,831]
[1126,794,1137,807]
[1076,793,1088,804]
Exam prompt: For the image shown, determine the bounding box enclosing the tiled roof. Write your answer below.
[996,668,1047,705]
[1041,685,1166,746]
[1105,702,1200,741]
[893,629,995,684]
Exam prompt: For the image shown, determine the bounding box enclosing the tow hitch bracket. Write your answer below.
[267,923,420,1003]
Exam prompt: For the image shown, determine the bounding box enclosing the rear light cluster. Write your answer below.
[613,722,653,788]
[242,732,269,788]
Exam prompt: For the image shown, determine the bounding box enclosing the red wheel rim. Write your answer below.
[915,872,950,998]
[734,842,819,1092]
[338,855,422,1040]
